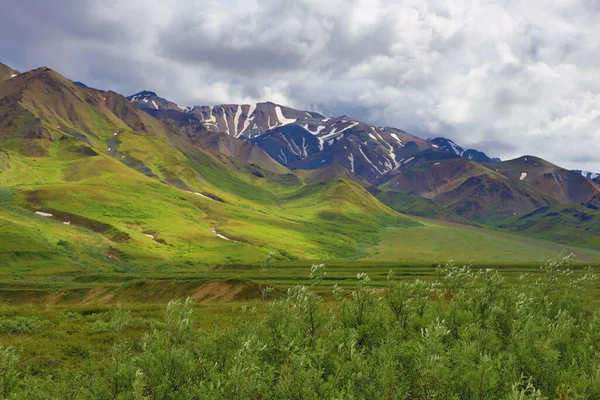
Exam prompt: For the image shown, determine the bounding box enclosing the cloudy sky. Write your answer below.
[2,0,600,170]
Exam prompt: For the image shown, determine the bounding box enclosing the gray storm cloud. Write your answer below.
[1,0,600,171]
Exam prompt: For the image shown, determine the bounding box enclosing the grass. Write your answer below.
[367,220,600,264]
[499,203,600,249]
[3,66,599,276]
[2,256,600,398]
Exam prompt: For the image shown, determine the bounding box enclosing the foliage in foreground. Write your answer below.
[2,254,600,399]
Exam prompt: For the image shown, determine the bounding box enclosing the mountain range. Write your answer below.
[1,61,600,273]
[127,89,600,222]
[128,91,503,182]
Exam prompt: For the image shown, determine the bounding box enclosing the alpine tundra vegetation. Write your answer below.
[1,255,600,398]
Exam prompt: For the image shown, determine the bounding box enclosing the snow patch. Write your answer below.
[233,105,243,137]
[212,229,237,242]
[370,127,397,169]
[320,122,359,146]
[580,170,600,180]
[431,144,439,148]
[35,211,53,217]
[403,157,415,164]
[143,233,155,240]
[240,104,257,135]
[388,148,400,169]
[434,162,441,165]
[10,74,17,78]
[520,172,527,181]
[447,140,463,156]
[348,153,355,173]
[281,134,301,157]
[267,115,276,130]
[390,133,403,145]
[151,100,159,110]
[358,145,383,175]
[187,191,212,200]
[204,106,217,124]
[275,106,297,126]
[383,157,393,171]
[301,124,326,136]
[222,108,231,135]
[368,133,377,140]
[279,149,289,164]
[63,221,71,225]
[301,136,308,158]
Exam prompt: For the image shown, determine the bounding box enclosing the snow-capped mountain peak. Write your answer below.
[427,137,500,163]
[127,91,505,182]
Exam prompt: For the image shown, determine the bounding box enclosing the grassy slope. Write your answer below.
[367,219,600,264]
[0,67,419,275]
[2,64,600,306]
[371,188,469,223]
[499,203,600,249]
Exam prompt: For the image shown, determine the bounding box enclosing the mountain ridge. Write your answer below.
[125,88,600,234]
[2,60,600,268]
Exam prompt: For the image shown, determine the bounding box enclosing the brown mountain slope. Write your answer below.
[192,131,288,174]
[0,66,182,158]
[435,173,553,221]
[379,158,488,198]
[378,157,556,222]
[489,156,600,206]
[0,66,290,195]
[254,121,434,182]
[295,164,370,186]
[0,62,19,83]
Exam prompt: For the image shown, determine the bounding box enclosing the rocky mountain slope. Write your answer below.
[2,60,600,262]
[427,137,500,163]
[574,170,600,184]
[0,62,422,270]
[126,89,600,233]
[129,91,503,183]
[0,62,19,83]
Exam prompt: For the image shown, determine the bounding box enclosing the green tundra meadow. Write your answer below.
[1,254,600,398]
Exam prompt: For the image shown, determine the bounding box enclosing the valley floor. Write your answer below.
[369,221,600,264]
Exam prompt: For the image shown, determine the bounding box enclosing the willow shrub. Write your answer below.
[3,253,600,399]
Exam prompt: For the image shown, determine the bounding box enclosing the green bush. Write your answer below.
[4,255,600,398]
[0,316,53,335]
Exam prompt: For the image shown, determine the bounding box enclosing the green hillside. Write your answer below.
[1,62,599,289]
[371,188,468,222]
[500,203,600,249]
[0,65,418,276]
